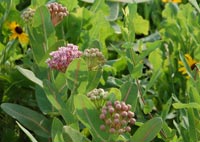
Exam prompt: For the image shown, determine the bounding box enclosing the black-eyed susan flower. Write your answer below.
[8,22,29,45]
[162,0,181,3]
[178,54,198,78]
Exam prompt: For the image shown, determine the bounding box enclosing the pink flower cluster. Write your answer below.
[46,44,82,72]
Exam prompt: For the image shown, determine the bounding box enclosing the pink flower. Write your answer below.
[46,44,82,72]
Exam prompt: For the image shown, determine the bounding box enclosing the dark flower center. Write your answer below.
[191,63,196,70]
[15,26,23,34]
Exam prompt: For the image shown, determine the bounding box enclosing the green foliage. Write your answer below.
[1,0,200,142]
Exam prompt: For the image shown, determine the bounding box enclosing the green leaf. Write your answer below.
[179,52,193,79]
[149,48,163,71]
[16,121,38,142]
[144,70,161,95]
[51,118,64,142]
[120,81,138,111]
[131,117,163,142]
[63,126,90,142]
[1,103,51,138]
[133,13,149,35]
[16,66,43,87]
[43,80,77,126]
[188,108,198,142]
[58,0,78,11]
[86,69,102,92]
[30,6,56,64]
[189,0,200,13]
[74,95,108,142]
[173,102,200,110]
[35,86,54,114]
[107,88,121,101]
[161,98,172,120]
[65,58,88,94]
[106,2,119,21]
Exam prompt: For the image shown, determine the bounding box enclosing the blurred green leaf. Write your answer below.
[1,103,51,138]
[189,0,200,13]
[16,66,43,87]
[188,108,197,142]
[51,118,64,142]
[16,121,38,142]
[149,48,163,71]
[86,69,102,92]
[173,102,200,109]
[63,126,90,142]
[74,95,108,142]
[131,117,163,142]
[120,81,138,111]
[65,58,88,94]
[107,87,121,101]
[133,13,149,35]
[106,2,119,21]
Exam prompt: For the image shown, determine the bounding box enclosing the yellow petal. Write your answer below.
[18,33,29,45]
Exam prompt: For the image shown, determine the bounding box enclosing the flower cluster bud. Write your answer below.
[99,101,136,134]
[83,48,106,70]
[47,2,69,26]
[21,8,35,23]
[46,44,82,72]
[87,88,108,109]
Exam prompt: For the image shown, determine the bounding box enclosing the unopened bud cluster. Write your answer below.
[21,8,35,23]
[87,88,108,109]
[83,48,106,70]
[99,101,136,134]
[47,2,69,26]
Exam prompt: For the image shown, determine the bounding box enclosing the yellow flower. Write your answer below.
[8,22,29,45]
[162,0,181,3]
[178,54,198,77]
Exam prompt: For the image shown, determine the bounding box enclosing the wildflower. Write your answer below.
[87,88,108,109]
[99,101,136,134]
[83,48,106,70]
[8,22,29,45]
[47,2,69,26]
[162,0,181,3]
[21,8,35,23]
[46,44,82,72]
[178,54,198,78]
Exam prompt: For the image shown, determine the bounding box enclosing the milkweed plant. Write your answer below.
[0,0,200,142]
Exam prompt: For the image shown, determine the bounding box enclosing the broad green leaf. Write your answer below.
[51,118,64,142]
[106,2,119,21]
[162,3,179,19]
[131,117,163,142]
[149,48,163,71]
[188,108,197,142]
[173,102,200,110]
[30,6,56,64]
[16,121,38,142]
[35,86,54,114]
[133,13,149,35]
[16,66,43,87]
[1,103,51,138]
[120,81,138,111]
[31,0,46,7]
[107,87,121,101]
[65,58,88,94]
[189,0,200,13]
[43,80,77,125]
[107,0,133,2]
[63,126,90,142]
[74,95,108,142]
[86,69,102,92]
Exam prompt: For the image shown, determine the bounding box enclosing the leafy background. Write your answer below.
[0,0,200,142]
